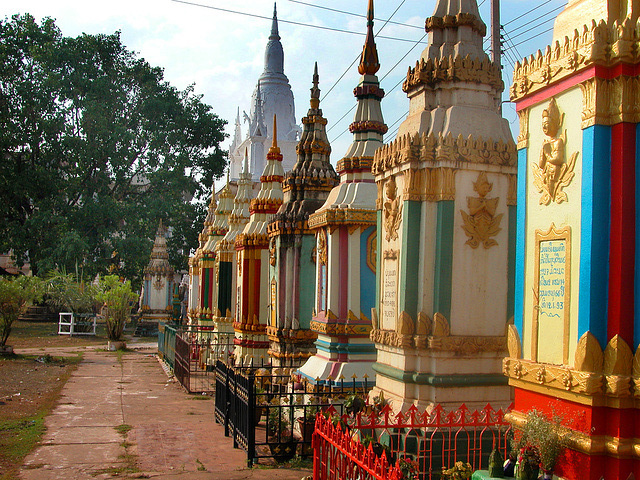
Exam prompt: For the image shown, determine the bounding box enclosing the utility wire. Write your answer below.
[287,0,424,30]
[171,0,426,44]
[322,0,409,101]
[504,0,564,26]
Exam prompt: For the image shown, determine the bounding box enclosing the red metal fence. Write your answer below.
[313,403,512,480]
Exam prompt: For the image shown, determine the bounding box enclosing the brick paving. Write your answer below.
[16,345,312,480]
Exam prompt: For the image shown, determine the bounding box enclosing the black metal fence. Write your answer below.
[158,324,234,393]
[214,359,371,466]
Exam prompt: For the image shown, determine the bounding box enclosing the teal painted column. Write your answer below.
[433,201,454,320]
[399,200,421,320]
[376,210,382,311]
[507,205,517,321]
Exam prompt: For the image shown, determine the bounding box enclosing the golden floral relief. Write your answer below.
[460,172,503,249]
[532,98,579,205]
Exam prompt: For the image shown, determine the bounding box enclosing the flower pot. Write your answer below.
[268,440,298,463]
[298,417,315,443]
[0,345,13,355]
[108,340,126,351]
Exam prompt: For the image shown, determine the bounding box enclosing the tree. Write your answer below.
[0,276,44,347]
[96,274,138,342]
[0,14,227,284]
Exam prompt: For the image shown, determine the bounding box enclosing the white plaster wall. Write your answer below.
[450,169,510,336]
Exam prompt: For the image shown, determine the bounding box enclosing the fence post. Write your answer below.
[247,371,256,467]
[224,362,231,438]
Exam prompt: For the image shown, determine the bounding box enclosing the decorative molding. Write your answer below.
[372,132,516,176]
[432,312,450,337]
[580,76,640,127]
[604,334,633,396]
[310,320,371,336]
[403,54,502,93]
[266,325,318,343]
[510,17,640,102]
[460,172,503,249]
[506,410,640,460]
[308,208,376,229]
[269,238,276,266]
[575,331,604,373]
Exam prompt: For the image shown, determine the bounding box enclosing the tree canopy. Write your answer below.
[0,14,227,283]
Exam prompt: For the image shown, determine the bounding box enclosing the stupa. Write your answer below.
[267,64,339,367]
[370,0,516,410]
[211,150,254,334]
[139,221,176,323]
[505,1,640,478]
[234,115,284,365]
[228,4,300,181]
[298,1,385,382]
[187,185,217,324]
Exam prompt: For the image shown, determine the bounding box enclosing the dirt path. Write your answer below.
[17,348,312,480]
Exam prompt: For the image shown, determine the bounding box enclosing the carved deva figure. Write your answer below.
[532,98,578,205]
[383,176,402,242]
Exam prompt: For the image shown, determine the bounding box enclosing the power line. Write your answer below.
[170,0,427,44]
[322,0,410,102]
[286,0,423,30]
[504,0,564,26]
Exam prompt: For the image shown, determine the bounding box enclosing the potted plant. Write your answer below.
[297,405,318,444]
[0,276,43,354]
[517,410,566,479]
[344,393,365,416]
[96,275,137,350]
[441,461,474,480]
[267,404,297,462]
[398,456,419,480]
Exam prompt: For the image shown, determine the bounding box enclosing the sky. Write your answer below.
[2,0,568,187]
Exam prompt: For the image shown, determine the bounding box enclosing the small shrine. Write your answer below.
[267,64,339,367]
[505,1,640,478]
[370,0,516,410]
[139,221,176,323]
[212,151,254,334]
[187,185,217,325]
[299,0,384,383]
[200,174,234,328]
[234,115,284,365]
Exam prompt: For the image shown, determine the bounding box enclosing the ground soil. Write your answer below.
[0,352,80,479]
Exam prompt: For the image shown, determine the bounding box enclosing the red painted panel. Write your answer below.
[339,227,349,319]
[608,123,636,345]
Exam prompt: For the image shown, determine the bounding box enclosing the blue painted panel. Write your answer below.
[360,226,376,318]
[514,148,527,335]
[635,124,640,349]
[579,125,610,346]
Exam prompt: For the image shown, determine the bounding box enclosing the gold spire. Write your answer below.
[310,62,320,109]
[268,114,280,154]
[358,0,380,75]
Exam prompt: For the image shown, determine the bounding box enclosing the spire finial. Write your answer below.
[358,0,380,75]
[271,2,279,37]
[243,147,249,174]
[268,114,281,156]
[310,62,320,109]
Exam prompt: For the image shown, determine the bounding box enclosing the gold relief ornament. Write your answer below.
[269,238,276,266]
[532,98,579,205]
[460,172,503,249]
[383,177,402,242]
[317,230,327,266]
[153,275,164,291]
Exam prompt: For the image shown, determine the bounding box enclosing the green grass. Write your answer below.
[0,355,81,480]
[0,415,46,480]
[114,424,133,436]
